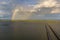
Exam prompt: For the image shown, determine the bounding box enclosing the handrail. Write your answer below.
[46,24,60,40]
[45,25,51,40]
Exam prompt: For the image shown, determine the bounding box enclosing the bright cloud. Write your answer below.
[51,8,60,13]
[12,0,59,13]
[12,0,60,20]
[0,0,60,20]
[42,0,57,7]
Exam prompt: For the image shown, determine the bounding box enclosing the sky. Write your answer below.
[0,0,60,20]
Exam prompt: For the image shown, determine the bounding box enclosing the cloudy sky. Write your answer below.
[0,0,60,20]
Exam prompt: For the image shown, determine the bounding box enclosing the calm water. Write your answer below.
[0,21,60,40]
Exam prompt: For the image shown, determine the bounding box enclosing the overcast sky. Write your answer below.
[0,0,60,20]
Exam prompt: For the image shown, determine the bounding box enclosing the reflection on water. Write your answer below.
[0,21,13,40]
